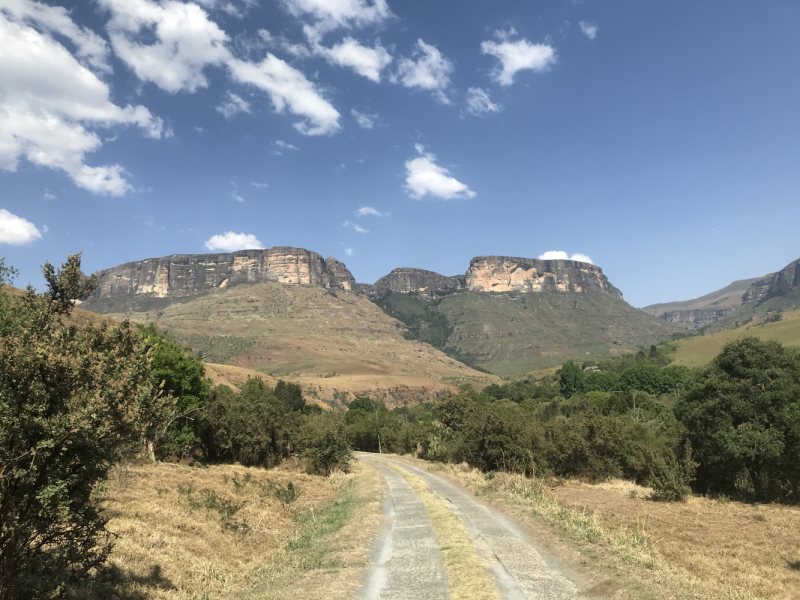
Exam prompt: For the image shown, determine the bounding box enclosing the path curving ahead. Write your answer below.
[357,453,583,600]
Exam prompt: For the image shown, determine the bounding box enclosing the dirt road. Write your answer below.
[357,454,586,600]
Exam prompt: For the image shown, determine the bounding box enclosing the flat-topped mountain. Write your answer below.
[364,256,622,300]
[82,247,356,313]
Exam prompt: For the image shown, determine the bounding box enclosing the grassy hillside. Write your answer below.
[703,287,800,333]
[103,282,497,407]
[671,308,800,367]
[374,290,682,378]
[643,277,762,316]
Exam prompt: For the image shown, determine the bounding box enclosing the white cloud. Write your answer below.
[231,192,245,202]
[316,37,391,82]
[538,251,593,264]
[392,39,453,104]
[343,219,368,233]
[204,231,263,251]
[481,30,556,86]
[100,0,341,136]
[228,55,341,135]
[579,21,598,40]
[43,189,57,200]
[354,206,385,217]
[404,144,475,200]
[0,208,42,245]
[351,109,377,129]
[42,224,49,233]
[251,181,269,188]
[344,247,354,256]
[275,140,299,150]
[271,149,283,156]
[465,87,501,117]
[216,91,250,118]
[282,0,391,33]
[0,8,164,196]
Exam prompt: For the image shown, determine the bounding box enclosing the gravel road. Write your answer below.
[357,454,583,600]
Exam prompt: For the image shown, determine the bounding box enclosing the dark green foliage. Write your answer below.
[275,380,305,412]
[621,364,692,395]
[259,480,300,504]
[139,324,212,458]
[676,337,800,502]
[584,370,621,392]
[559,360,586,398]
[373,291,453,350]
[0,255,170,599]
[302,413,353,476]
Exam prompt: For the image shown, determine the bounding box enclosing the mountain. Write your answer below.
[642,277,765,325]
[81,249,496,407]
[643,257,800,330]
[367,256,680,377]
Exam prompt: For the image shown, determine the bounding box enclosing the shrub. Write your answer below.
[302,414,353,476]
[0,255,170,599]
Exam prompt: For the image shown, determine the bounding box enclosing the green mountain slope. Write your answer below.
[374,290,682,377]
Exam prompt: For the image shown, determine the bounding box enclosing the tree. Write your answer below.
[138,324,212,459]
[559,361,586,398]
[275,380,305,412]
[676,337,800,502]
[0,254,171,598]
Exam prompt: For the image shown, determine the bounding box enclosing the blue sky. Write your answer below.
[1,0,799,307]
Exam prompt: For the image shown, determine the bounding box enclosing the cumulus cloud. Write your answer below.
[579,21,598,40]
[351,109,377,129]
[343,219,368,233]
[204,231,263,251]
[0,5,165,196]
[481,30,556,86]
[275,140,299,150]
[282,0,392,33]
[216,91,250,117]
[404,144,475,200]
[344,247,354,255]
[100,0,341,136]
[392,39,453,104]
[538,251,593,264]
[0,208,42,245]
[313,36,391,82]
[465,87,501,117]
[354,206,385,217]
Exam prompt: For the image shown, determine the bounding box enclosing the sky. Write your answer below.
[1,0,799,307]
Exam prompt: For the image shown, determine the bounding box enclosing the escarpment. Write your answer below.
[742,258,800,304]
[82,247,356,312]
[368,256,623,300]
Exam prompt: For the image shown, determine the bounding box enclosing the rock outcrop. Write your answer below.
[659,307,737,324]
[465,256,623,298]
[83,247,356,309]
[742,258,800,304]
[367,256,623,300]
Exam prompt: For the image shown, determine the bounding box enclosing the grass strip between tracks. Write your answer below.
[376,460,501,600]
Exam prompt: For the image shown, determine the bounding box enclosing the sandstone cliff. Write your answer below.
[659,307,737,324]
[742,258,800,304]
[368,256,623,299]
[83,247,356,312]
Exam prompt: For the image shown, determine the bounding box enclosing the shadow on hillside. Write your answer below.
[71,564,176,599]
[788,560,800,572]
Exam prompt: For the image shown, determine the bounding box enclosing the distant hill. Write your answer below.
[643,277,764,324]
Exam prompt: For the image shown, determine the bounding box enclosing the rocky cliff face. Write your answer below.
[465,256,623,298]
[367,268,464,300]
[659,307,737,324]
[368,256,623,300]
[84,247,356,309]
[742,258,800,304]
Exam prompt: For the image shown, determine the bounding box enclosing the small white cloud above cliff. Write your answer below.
[579,21,598,40]
[355,206,386,217]
[344,247,354,255]
[343,220,368,233]
[205,231,263,252]
[405,144,475,200]
[538,250,593,264]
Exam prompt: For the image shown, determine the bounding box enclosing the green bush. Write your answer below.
[0,255,171,598]
[302,414,353,476]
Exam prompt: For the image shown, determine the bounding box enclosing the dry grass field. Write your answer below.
[73,460,382,600]
[672,309,800,367]
[385,455,800,600]
[107,282,497,407]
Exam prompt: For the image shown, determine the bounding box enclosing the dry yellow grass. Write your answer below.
[383,455,800,600]
[78,460,382,600]
[378,461,501,600]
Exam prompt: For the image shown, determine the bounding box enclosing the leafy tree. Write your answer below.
[676,337,800,501]
[0,255,171,598]
[585,370,621,392]
[302,413,353,475]
[275,380,305,412]
[559,360,586,398]
[139,324,212,459]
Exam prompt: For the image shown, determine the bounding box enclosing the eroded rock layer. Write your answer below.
[742,259,800,304]
[367,268,465,300]
[84,247,356,309]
